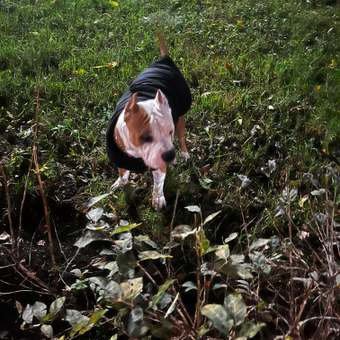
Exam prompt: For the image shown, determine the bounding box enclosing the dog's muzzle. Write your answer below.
[161,149,175,163]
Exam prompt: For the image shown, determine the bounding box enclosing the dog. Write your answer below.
[106,35,192,210]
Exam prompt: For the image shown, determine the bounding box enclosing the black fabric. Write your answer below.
[106,56,192,172]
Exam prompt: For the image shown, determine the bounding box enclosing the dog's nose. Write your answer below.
[161,149,175,163]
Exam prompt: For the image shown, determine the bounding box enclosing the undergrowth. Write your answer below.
[0,0,339,339]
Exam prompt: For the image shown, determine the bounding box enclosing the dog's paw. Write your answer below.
[111,177,127,190]
[152,194,166,211]
[180,151,190,161]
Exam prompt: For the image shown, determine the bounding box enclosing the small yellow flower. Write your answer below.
[108,0,119,8]
[74,69,87,76]
[315,84,321,92]
[328,59,336,69]
[236,20,244,29]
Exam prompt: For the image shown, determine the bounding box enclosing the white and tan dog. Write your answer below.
[106,36,191,210]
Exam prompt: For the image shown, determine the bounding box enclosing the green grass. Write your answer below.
[1,0,339,338]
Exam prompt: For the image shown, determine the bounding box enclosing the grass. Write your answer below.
[0,0,339,339]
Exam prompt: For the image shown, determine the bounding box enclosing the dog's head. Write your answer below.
[124,90,175,170]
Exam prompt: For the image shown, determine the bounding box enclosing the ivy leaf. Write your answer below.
[164,292,179,318]
[224,232,238,243]
[224,293,247,326]
[182,281,197,293]
[249,238,270,251]
[22,304,33,324]
[238,321,265,338]
[201,304,233,336]
[49,297,66,318]
[127,306,147,337]
[111,223,141,235]
[86,207,104,222]
[65,309,89,327]
[89,309,107,324]
[197,228,210,256]
[150,279,175,309]
[185,205,201,213]
[74,230,108,248]
[40,324,53,338]
[86,193,110,208]
[203,210,222,225]
[171,225,196,240]
[120,278,143,302]
[138,250,172,261]
[32,301,47,321]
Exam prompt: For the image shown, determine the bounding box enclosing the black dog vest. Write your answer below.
[106,56,192,173]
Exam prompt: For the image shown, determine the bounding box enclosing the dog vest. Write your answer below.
[106,56,192,172]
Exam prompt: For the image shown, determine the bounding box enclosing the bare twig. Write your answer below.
[32,144,56,269]
[170,189,180,232]
[18,156,33,257]
[32,89,57,270]
[0,162,16,254]
[0,289,52,296]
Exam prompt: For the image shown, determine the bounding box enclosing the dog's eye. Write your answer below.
[140,133,153,143]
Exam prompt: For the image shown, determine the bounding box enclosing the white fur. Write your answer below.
[116,91,175,170]
[113,90,176,210]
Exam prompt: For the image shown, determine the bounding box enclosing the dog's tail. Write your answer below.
[157,32,168,57]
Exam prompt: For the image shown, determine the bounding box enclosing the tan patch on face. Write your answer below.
[124,93,151,147]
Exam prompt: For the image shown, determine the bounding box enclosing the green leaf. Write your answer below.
[121,277,143,302]
[22,304,33,324]
[205,243,230,255]
[111,223,141,235]
[103,280,122,301]
[214,253,253,279]
[32,301,47,321]
[197,228,210,255]
[49,297,66,318]
[238,321,265,338]
[224,232,238,243]
[201,304,233,335]
[86,207,104,222]
[65,309,89,328]
[203,210,222,225]
[224,293,247,326]
[182,281,197,292]
[185,205,201,213]
[89,309,107,324]
[74,230,108,248]
[40,324,53,338]
[164,292,179,318]
[134,235,158,249]
[171,225,196,240]
[150,279,175,309]
[86,193,110,208]
[249,238,270,251]
[199,177,213,189]
[138,250,172,261]
[127,306,148,337]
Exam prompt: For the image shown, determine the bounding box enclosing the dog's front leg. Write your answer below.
[152,169,166,210]
[111,168,130,190]
[176,115,190,161]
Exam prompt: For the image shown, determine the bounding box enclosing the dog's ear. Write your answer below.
[124,92,138,121]
[155,89,169,111]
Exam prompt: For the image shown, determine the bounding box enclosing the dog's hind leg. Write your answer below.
[176,115,190,161]
[111,168,130,190]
